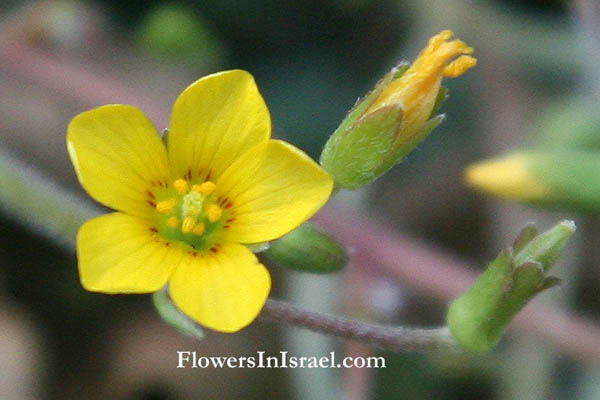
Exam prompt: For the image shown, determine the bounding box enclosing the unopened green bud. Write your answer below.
[447,221,575,352]
[320,30,476,189]
[265,223,348,273]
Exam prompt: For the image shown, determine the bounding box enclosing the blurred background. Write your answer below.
[1,0,600,399]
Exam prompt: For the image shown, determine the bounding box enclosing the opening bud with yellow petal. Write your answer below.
[447,221,575,352]
[265,222,348,273]
[320,30,476,189]
[466,151,600,213]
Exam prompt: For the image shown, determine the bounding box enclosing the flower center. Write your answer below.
[150,178,233,252]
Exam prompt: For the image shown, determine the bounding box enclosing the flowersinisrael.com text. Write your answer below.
[176,351,386,369]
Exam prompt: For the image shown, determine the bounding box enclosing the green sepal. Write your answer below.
[329,62,410,138]
[152,287,204,339]
[320,104,404,189]
[430,86,449,118]
[512,220,575,272]
[265,222,348,273]
[512,223,537,253]
[162,128,170,146]
[447,221,575,352]
[447,249,514,352]
[382,114,445,173]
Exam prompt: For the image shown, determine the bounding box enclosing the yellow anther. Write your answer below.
[156,198,176,214]
[181,216,196,233]
[192,223,205,235]
[191,181,216,195]
[167,216,179,228]
[173,179,189,194]
[444,55,477,78]
[206,203,223,223]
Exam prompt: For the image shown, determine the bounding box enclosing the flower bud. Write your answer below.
[320,30,476,189]
[447,221,575,352]
[265,223,348,273]
[466,151,600,213]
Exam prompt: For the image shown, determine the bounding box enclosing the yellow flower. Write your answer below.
[67,70,333,333]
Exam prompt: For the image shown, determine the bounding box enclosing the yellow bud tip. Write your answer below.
[368,30,476,131]
[174,179,189,194]
[465,154,552,202]
[192,223,205,235]
[167,216,179,228]
[156,198,177,214]
[181,216,196,233]
[191,181,216,195]
[206,203,223,223]
[444,55,477,78]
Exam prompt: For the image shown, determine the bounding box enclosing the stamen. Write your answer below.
[191,181,216,195]
[206,204,223,222]
[192,223,205,235]
[156,198,177,214]
[444,55,477,78]
[167,216,179,228]
[182,216,196,233]
[173,179,189,194]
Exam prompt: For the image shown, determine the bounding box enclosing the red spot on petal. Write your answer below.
[210,247,218,254]
[149,227,158,233]
[225,201,233,209]
[146,200,157,207]
[146,190,155,199]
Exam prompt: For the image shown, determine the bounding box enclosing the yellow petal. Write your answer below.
[168,70,271,182]
[77,213,182,293]
[67,105,169,219]
[217,140,333,243]
[169,243,271,333]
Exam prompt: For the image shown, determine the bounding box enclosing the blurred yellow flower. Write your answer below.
[67,70,333,332]
[465,153,553,202]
